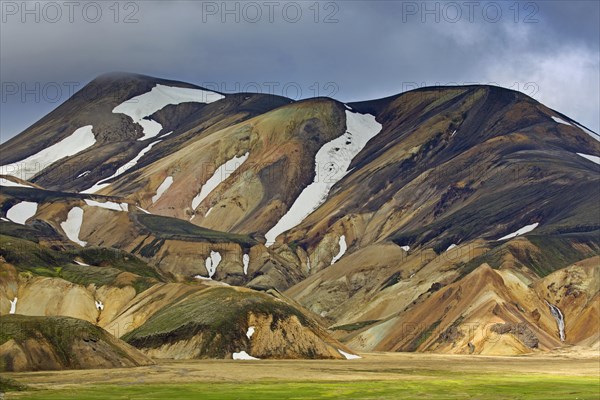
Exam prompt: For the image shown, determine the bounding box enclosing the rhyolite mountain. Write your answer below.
[0,72,598,367]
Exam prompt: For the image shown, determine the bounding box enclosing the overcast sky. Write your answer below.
[1,1,598,142]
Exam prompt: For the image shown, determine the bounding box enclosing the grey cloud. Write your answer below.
[1,0,598,142]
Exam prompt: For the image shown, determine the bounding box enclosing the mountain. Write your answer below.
[1,73,598,363]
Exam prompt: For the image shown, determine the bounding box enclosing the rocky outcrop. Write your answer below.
[490,323,539,348]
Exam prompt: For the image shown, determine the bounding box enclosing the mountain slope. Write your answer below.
[276,86,600,256]
[0,314,153,371]
[1,73,292,193]
[0,242,351,361]
[1,73,598,358]
[122,286,350,360]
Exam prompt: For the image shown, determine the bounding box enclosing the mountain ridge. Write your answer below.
[1,72,598,363]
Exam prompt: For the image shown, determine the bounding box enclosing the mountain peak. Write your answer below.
[1,72,598,360]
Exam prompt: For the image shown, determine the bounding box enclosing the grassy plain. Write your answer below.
[3,352,598,399]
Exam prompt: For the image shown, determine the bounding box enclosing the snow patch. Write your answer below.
[74,260,90,266]
[233,351,259,360]
[77,171,91,178]
[9,297,17,314]
[400,245,410,252]
[82,139,164,194]
[450,130,457,137]
[152,176,173,204]
[576,153,600,165]
[1,126,96,179]
[194,275,212,281]
[574,122,600,141]
[111,139,162,175]
[551,116,571,126]
[80,183,110,195]
[246,326,255,339]
[550,116,600,141]
[6,201,38,225]
[191,153,249,210]
[1,217,9,222]
[95,300,104,311]
[137,206,151,214]
[338,349,361,360]
[84,199,129,212]
[330,235,347,265]
[265,111,382,245]
[446,244,457,251]
[242,254,250,275]
[61,207,87,246]
[204,251,222,278]
[113,84,224,141]
[496,223,539,241]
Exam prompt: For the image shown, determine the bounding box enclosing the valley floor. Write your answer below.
[3,352,599,399]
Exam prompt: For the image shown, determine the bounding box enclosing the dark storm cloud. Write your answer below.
[1,0,598,142]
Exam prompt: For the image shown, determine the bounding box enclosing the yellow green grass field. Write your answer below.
[3,352,598,399]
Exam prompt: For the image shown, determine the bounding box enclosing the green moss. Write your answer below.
[0,235,70,272]
[0,375,28,392]
[390,175,600,256]
[457,232,599,279]
[0,220,44,242]
[288,241,299,253]
[130,277,155,294]
[59,264,121,287]
[0,315,104,367]
[0,315,143,372]
[0,235,159,293]
[525,233,599,276]
[0,186,86,203]
[135,214,257,247]
[407,320,441,352]
[70,247,163,280]
[422,88,473,114]
[138,237,165,258]
[331,320,380,332]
